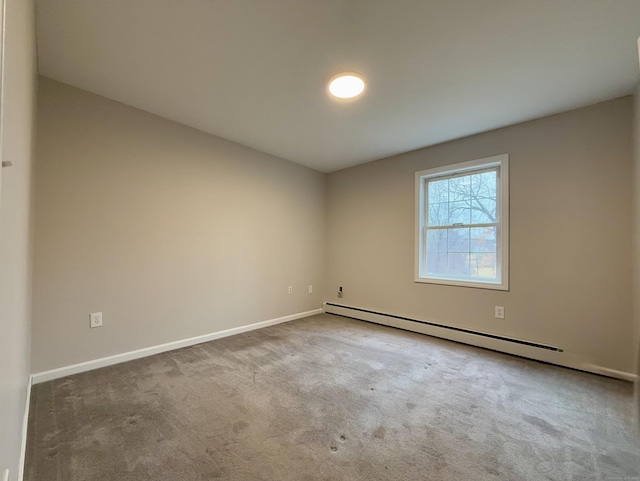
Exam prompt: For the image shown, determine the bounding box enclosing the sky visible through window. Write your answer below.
[425,170,497,280]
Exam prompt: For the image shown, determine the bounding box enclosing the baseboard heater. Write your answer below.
[324,302,563,353]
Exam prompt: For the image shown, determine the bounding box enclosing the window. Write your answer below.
[415,154,509,290]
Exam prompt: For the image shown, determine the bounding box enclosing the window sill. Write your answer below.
[414,277,509,291]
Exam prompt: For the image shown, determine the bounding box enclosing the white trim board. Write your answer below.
[18,374,32,481]
[323,302,638,382]
[32,309,322,384]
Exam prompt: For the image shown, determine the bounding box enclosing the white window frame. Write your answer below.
[414,154,509,290]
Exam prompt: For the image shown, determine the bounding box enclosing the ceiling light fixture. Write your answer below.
[328,72,366,100]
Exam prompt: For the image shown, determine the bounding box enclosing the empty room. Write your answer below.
[1,0,640,480]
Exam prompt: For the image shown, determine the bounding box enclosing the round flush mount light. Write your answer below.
[328,72,366,100]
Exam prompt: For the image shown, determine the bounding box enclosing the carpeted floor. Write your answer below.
[25,313,639,480]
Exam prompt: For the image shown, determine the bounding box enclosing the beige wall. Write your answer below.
[32,78,325,372]
[0,0,36,478]
[325,97,635,374]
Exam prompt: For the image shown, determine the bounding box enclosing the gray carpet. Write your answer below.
[25,314,639,480]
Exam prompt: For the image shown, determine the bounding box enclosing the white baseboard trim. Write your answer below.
[581,365,638,382]
[324,302,638,383]
[32,308,322,385]
[18,374,32,481]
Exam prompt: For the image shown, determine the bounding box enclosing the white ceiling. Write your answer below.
[36,0,640,172]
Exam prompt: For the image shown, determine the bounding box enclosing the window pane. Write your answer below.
[447,253,470,277]
[448,176,471,202]
[448,201,471,225]
[426,229,448,252]
[428,202,448,226]
[426,252,448,276]
[447,228,469,253]
[428,178,448,204]
[471,171,496,200]
[470,227,496,253]
[471,198,496,224]
[470,253,497,279]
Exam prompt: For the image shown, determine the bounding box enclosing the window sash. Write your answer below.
[424,166,500,228]
[421,225,502,283]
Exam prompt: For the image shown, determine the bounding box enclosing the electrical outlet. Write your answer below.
[495,306,505,319]
[287,286,293,295]
[90,312,103,328]
[338,286,343,298]
[308,285,313,294]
